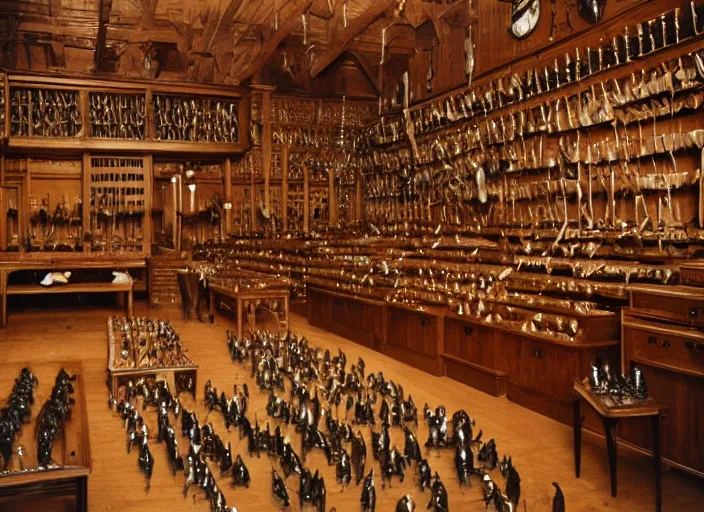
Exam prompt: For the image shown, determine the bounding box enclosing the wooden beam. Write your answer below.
[345,51,380,94]
[310,0,396,78]
[94,0,113,71]
[234,0,314,85]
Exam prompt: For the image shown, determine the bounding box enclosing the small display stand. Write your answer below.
[106,317,197,399]
[573,379,668,512]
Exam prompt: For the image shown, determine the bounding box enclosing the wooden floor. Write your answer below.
[0,304,702,512]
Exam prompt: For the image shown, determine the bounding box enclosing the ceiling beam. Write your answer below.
[233,0,314,85]
[94,0,113,71]
[309,0,396,78]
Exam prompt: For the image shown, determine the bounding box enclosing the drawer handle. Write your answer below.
[661,340,671,349]
[688,308,702,320]
[420,319,426,327]
[464,326,474,336]
[685,340,704,352]
[533,349,544,359]
[648,336,657,345]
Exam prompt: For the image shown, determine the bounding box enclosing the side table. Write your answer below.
[573,379,668,512]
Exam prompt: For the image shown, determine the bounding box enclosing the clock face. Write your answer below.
[508,0,541,40]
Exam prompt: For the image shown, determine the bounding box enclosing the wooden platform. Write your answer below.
[0,305,702,512]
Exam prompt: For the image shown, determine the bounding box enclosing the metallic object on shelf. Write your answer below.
[10,88,83,138]
[153,94,238,143]
[90,93,146,139]
[588,358,648,401]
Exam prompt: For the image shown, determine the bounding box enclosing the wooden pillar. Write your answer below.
[3,73,9,138]
[356,168,363,221]
[250,155,256,233]
[81,152,90,243]
[281,145,289,233]
[251,84,275,214]
[328,168,337,224]
[224,157,232,234]
[0,186,5,251]
[145,89,154,140]
[303,164,309,233]
[143,154,153,255]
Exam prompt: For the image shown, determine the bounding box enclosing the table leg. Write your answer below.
[653,413,662,512]
[603,417,619,497]
[76,475,88,512]
[126,289,133,318]
[236,298,243,340]
[1,269,7,327]
[573,395,582,478]
[208,289,215,323]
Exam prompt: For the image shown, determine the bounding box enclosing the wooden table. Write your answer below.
[573,379,668,512]
[0,362,91,512]
[208,283,289,339]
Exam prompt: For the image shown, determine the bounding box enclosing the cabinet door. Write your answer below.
[494,331,522,381]
[619,363,704,473]
[309,289,331,323]
[519,341,577,402]
[444,319,494,367]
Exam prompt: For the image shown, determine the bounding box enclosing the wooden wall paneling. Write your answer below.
[224,157,232,234]
[474,0,666,78]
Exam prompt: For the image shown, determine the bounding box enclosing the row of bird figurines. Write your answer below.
[36,368,76,468]
[588,358,648,401]
[0,368,38,472]
[225,329,556,512]
[108,379,243,512]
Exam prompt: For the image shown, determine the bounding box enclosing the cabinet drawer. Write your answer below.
[622,317,704,378]
[630,285,704,328]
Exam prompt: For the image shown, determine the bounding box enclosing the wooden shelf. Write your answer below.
[7,137,247,156]
[7,282,132,295]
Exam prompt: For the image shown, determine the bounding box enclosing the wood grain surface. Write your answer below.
[0,304,702,511]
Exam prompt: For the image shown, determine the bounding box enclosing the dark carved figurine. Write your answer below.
[360,469,376,512]
[271,468,290,507]
[396,494,416,512]
[231,454,251,488]
[478,438,499,470]
[351,430,367,485]
[500,455,521,507]
[427,472,449,512]
[417,458,432,491]
[552,482,565,512]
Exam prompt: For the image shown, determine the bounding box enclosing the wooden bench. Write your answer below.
[2,281,133,327]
